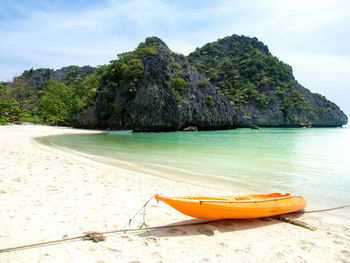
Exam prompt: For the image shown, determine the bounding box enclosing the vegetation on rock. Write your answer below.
[0,35,347,128]
[187,34,347,127]
[188,35,293,106]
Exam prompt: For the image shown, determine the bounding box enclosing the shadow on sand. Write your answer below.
[137,211,305,238]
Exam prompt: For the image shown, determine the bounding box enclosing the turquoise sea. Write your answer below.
[39,127,350,216]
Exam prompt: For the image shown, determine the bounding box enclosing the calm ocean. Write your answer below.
[39,127,350,215]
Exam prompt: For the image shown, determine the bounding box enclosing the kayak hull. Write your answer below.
[155,193,306,219]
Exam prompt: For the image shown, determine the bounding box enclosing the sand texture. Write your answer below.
[0,124,349,262]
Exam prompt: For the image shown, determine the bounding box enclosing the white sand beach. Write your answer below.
[0,124,349,262]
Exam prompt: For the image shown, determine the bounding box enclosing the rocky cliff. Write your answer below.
[16,65,94,89]
[73,37,234,131]
[4,65,94,111]
[2,35,347,130]
[188,34,347,127]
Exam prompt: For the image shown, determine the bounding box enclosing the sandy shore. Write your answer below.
[0,124,349,262]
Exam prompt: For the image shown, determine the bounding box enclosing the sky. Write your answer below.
[0,0,349,116]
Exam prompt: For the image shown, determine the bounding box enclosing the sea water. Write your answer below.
[39,127,350,215]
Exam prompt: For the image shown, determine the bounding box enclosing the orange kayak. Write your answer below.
[155,193,306,219]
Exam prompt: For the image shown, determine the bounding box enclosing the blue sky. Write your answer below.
[0,0,349,115]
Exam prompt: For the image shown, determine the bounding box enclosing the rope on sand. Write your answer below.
[0,196,349,254]
[273,216,317,231]
[0,220,216,253]
[0,195,156,253]
[292,204,350,214]
[272,204,350,231]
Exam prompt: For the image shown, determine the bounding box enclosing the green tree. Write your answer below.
[68,72,100,115]
[0,100,24,124]
[0,83,9,99]
[39,80,74,125]
[205,95,214,106]
[169,77,188,91]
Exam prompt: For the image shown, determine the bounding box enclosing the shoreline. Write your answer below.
[1,124,349,262]
[36,134,254,195]
[37,126,350,217]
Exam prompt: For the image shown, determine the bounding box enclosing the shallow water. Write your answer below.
[40,127,350,215]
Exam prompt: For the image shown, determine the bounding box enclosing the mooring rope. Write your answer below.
[120,194,154,231]
[0,220,217,253]
[0,197,349,254]
[291,204,350,214]
[0,194,156,254]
